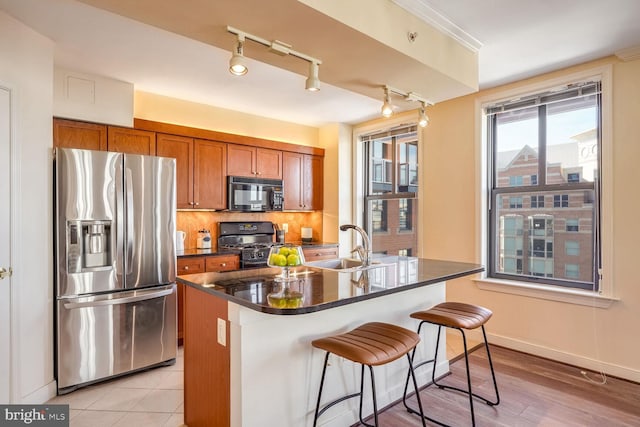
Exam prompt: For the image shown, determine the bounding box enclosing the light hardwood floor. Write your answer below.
[369,343,640,426]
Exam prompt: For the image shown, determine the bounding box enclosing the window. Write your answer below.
[566,219,579,232]
[509,176,523,186]
[565,264,580,279]
[487,80,600,290]
[363,125,418,256]
[370,200,387,232]
[554,194,569,208]
[565,241,580,256]
[530,195,544,208]
[509,196,523,208]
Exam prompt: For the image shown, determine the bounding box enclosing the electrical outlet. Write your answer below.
[217,318,226,346]
[282,223,288,232]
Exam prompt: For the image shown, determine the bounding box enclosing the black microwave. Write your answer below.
[228,176,284,212]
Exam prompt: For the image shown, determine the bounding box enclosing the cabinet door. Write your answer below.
[283,152,304,210]
[157,134,194,209]
[227,144,255,177]
[53,118,107,150]
[256,148,282,179]
[176,256,205,345]
[177,257,205,274]
[194,139,227,210]
[205,255,239,272]
[107,126,156,155]
[304,155,323,210]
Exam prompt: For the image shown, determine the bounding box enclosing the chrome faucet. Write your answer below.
[339,224,372,266]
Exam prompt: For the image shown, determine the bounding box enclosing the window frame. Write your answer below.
[475,65,616,307]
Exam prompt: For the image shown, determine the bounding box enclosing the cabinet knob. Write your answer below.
[189,202,195,206]
[184,266,189,270]
[194,202,200,206]
[256,171,261,176]
[221,263,226,267]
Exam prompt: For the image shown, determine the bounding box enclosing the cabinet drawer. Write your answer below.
[177,257,205,274]
[302,246,338,261]
[205,255,239,272]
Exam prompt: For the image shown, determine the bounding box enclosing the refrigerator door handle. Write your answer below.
[125,167,134,275]
[63,286,175,309]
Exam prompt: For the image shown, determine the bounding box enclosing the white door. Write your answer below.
[0,86,12,402]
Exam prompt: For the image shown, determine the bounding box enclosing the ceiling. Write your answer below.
[1,0,639,127]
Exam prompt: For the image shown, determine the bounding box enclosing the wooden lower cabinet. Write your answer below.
[184,286,230,427]
[176,255,239,344]
[302,245,339,261]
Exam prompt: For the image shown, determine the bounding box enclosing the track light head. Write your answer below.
[381,87,393,118]
[229,36,248,76]
[305,61,320,92]
[418,102,429,127]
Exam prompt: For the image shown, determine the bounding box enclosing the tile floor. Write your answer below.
[45,333,475,427]
[47,347,185,427]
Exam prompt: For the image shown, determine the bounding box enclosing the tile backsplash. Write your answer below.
[176,210,324,250]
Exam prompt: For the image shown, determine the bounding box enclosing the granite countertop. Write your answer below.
[177,248,241,257]
[177,257,483,315]
[177,242,338,258]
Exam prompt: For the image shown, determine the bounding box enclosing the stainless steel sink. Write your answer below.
[305,258,388,272]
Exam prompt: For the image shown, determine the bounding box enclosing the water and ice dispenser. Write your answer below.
[67,220,112,272]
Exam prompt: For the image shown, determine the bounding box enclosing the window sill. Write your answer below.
[474,278,618,308]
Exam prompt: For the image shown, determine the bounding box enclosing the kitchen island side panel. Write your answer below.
[227,283,447,427]
[184,285,230,427]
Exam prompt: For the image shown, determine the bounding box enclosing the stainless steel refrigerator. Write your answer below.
[54,147,177,394]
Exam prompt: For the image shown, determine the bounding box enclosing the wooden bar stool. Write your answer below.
[312,322,427,427]
[402,302,500,427]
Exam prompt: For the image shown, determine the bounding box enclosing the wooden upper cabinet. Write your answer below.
[305,155,323,210]
[194,139,227,210]
[107,126,156,155]
[157,134,194,209]
[283,152,323,210]
[283,152,304,210]
[53,118,107,151]
[227,144,282,179]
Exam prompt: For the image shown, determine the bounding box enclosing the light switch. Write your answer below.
[217,318,226,346]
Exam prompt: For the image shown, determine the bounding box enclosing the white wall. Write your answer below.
[0,11,55,403]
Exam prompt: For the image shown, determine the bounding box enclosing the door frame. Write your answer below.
[1,83,19,403]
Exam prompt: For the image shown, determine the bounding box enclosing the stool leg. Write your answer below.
[313,352,331,427]
[482,325,500,406]
[406,353,427,427]
[357,364,377,427]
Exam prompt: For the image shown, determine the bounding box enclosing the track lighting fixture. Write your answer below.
[227,26,322,92]
[229,34,248,76]
[381,85,433,125]
[305,61,320,92]
[418,102,429,127]
[381,87,394,118]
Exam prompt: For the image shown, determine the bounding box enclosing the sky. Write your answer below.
[497,107,597,152]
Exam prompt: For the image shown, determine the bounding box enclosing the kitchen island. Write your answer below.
[177,257,483,427]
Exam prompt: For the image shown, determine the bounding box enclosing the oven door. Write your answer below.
[241,260,269,269]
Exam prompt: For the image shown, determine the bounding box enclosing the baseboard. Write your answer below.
[485,332,640,383]
[19,380,57,404]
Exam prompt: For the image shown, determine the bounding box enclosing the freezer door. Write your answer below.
[55,148,122,296]
[56,284,177,392]
[124,154,176,288]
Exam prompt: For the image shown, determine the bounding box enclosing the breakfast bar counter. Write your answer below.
[177,257,483,427]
